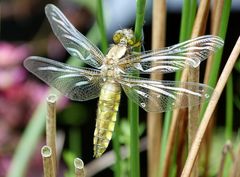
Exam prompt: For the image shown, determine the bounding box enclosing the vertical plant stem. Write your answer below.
[46,94,57,175]
[41,146,55,177]
[205,0,232,88]
[217,141,234,177]
[225,75,233,139]
[74,158,85,177]
[181,36,240,177]
[128,102,140,177]
[188,1,210,177]
[230,144,240,177]
[201,0,232,122]
[204,0,224,84]
[128,1,146,177]
[176,112,188,177]
[113,120,121,177]
[202,1,224,176]
[148,0,166,177]
[179,0,191,42]
[96,0,108,54]
[161,1,196,176]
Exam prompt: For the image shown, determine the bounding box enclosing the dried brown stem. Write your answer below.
[188,1,210,177]
[230,143,240,177]
[162,70,188,177]
[176,111,188,176]
[148,0,166,177]
[204,0,224,84]
[181,36,240,177]
[41,145,55,177]
[217,141,234,177]
[46,94,57,175]
[74,158,85,177]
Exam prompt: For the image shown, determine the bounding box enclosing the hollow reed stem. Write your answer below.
[74,158,85,177]
[41,146,55,177]
[148,0,166,177]
[46,94,57,175]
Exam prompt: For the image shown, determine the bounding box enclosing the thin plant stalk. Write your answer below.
[203,0,232,88]
[202,1,224,175]
[161,0,197,175]
[204,0,224,83]
[217,141,234,177]
[181,36,240,177]
[74,158,85,177]
[179,0,191,42]
[148,0,166,177]
[41,146,55,177]
[128,0,146,177]
[112,120,121,177]
[176,111,188,176]
[188,1,210,177]
[46,94,57,175]
[230,144,240,177]
[96,0,108,54]
[161,71,189,177]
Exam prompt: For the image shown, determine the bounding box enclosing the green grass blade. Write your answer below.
[207,0,231,87]
[128,0,146,177]
[112,120,122,177]
[201,0,232,118]
[96,0,108,54]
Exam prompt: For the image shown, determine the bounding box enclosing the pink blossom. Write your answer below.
[0,42,31,67]
[0,67,26,90]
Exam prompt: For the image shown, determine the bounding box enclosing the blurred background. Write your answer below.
[0,0,240,177]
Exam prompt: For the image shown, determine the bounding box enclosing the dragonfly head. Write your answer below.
[113,29,139,47]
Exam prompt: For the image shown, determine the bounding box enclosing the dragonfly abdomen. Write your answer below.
[94,81,121,158]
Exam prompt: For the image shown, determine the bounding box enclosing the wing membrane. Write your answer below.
[45,4,104,68]
[118,35,223,73]
[118,75,214,112]
[24,57,103,101]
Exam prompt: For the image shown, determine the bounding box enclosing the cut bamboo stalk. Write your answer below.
[74,158,85,177]
[46,94,57,175]
[188,1,210,177]
[41,145,55,177]
[181,36,240,177]
[148,0,166,177]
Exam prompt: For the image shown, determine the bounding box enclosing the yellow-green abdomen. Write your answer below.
[94,81,121,158]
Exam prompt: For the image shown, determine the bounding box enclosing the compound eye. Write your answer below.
[113,31,123,44]
[127,39,134,46]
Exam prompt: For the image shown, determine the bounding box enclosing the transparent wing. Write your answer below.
[45,4,104,69]
[24,56,103,101]
[118,75,214,112]
[118,35,223,73]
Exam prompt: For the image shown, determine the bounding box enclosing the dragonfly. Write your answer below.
[24,4,224,158]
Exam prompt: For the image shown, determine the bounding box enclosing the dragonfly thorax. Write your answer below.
[101,45,128,80]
